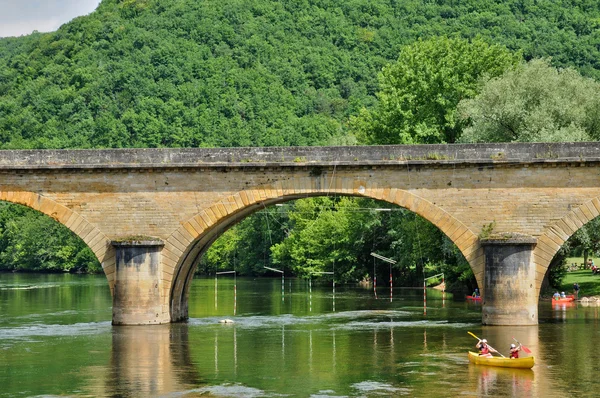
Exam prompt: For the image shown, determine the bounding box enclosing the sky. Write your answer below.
[0,0,101,38]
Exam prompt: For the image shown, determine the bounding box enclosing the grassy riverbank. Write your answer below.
[560,269,600,297]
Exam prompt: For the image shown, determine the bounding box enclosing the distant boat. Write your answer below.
[468,351,534,369]
[552,296,575,303]
[466,295,481,301]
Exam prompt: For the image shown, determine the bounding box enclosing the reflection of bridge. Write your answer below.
[1,142,600,325]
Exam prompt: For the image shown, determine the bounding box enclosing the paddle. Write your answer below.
[512,337,532,354]
[467,331,506,358]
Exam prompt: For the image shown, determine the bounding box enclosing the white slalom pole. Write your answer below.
[423,280,427,316]
[389,263,393,303]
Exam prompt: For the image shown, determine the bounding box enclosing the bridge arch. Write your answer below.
[0,191,114,292]
[535,197,600,295]
[163,177,483,321]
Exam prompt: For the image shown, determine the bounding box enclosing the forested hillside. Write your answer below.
[1,0,599,286]
[1,0,600,149]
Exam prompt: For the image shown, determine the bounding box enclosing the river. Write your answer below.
[1,273,599,397]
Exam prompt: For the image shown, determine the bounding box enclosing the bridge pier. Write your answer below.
[481,235,538,326]
[112,240,170,325]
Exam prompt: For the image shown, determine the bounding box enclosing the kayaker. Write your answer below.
[509,343,521,359]
[476,339,493,357]
[560,291,566,298]
[472,288,480,298]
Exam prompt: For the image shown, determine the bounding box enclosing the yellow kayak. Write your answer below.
[468,351,534,369]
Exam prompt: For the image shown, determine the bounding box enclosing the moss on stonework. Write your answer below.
[112,235,163,244]
[480,232,536,245]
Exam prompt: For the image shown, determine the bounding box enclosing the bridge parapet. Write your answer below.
[0,142,600,169]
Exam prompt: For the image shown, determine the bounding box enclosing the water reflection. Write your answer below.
[469,365,535,397]
[104,324,200,396]
[552,301,575,321]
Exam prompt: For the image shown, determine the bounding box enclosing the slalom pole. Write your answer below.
[333,278,336,312]
[374,264,377,299]
[234,272,237,315]
[442,274,445,308]
[333,260,336,311]
[217,270,236,315]
[265,266,284,302]
[309,276,312,312]
[423,280,427,316]
[389,263,393,303]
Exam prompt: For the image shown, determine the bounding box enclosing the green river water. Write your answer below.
[1,273,599,397]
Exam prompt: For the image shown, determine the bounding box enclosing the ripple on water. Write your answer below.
[171,383,286,398]
[352,381,411,396]
[0,284,61,290]
[188,314,311,328]
[188,310,417,329]
[0,321,111,341]
[339,319,476,330]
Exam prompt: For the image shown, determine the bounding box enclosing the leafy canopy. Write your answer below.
[3,0,600,148]
[352,37,521,145]
[458,58,600,143]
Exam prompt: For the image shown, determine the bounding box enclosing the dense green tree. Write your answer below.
[458,58,600,143]
[352,37,521,145]
[269,197,377,282]
[564,218,600,268]
[199,204,289,275]
[3,0,600,149]
[0,203,100,273]
[201,197,473,289]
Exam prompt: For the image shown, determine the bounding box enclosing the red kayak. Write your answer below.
[552,297,575,304]
[466,295,481,301]
[552,296,574,303]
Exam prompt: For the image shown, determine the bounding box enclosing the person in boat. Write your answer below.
[509,343,521,359]
[476,339,493,357]
[472,288,480,298]
[553,291,561,300]
[560,291,566,298]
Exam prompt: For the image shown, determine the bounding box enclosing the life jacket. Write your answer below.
[479,344,489,355]
[510,349,519,359]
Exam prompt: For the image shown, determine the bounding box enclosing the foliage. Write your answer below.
[0,203,100,273]
[200,197,473,289]
[352,37,521,144]
[479,221,496,239]
[458,59,600,143]
[2,0,600,149]
[198,205,288,275]
[547,248,569,290]
[560,217,600,273]
[269,197,379,282]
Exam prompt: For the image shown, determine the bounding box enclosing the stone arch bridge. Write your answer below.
[2,142,599,326]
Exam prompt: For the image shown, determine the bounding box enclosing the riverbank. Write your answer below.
[560,269,600,297]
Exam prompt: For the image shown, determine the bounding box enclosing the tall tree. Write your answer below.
[352,37,521,145]
[458,58,600,143]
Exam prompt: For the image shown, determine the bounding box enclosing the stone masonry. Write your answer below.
[1,142,599,325]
